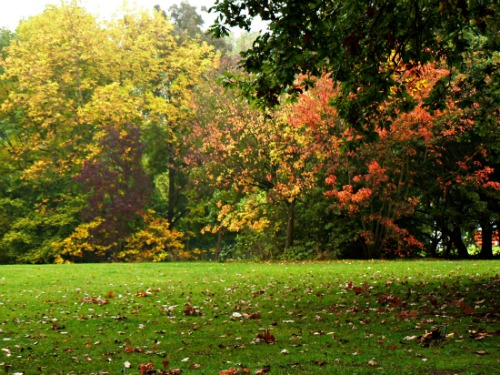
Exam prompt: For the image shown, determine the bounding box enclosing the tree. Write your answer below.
[156,1,231,54]
[0,4,113,262]
[57,124,152,262]
[137,4,217,231]
[316,62,499,258]
[209,0,498,130]
[209,0,499,258]
[187,58,330,259]
[0,3,216,263]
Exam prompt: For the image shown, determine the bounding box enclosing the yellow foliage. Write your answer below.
[53,218,109,262]
[118,210,186,262]
[215,193,270,234]
[0,2,217,182]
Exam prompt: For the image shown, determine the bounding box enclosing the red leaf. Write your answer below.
[139,362,156,375]
[255,329,276,344]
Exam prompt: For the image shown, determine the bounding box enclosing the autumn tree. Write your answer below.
[311,63,499,258]
[209,1,498,126]
[132,4,217,232]
[163,1,232,54]
[187,58,330,259]
[0,4,114,262]
[0,3,216,263]
[209,0,499,258]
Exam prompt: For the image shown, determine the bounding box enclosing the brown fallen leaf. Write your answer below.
[254,329,276,344]
[220,367,250,375]
[458,298,475,315]
[183,303,202,316]
[139,362,155,375]
[255,365,271,374]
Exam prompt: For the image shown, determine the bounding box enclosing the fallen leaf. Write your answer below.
[183,303,202,316]
[313,360,327,366]
[254,329,276,344]
[254,365,271,374]
[231,312,243,319]
[403,335,418,341]
[167,369,182,375]
[139,362,155,375]
[219,367,240,375]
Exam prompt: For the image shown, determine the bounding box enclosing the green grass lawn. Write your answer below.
[0,260,498,374]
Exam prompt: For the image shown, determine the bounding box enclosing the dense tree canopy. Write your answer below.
[0,4,216,263]
[0,2,498,263]
[205,0,499,258]
[209,0,498,129]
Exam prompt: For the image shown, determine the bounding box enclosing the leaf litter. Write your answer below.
[0,262,498,373]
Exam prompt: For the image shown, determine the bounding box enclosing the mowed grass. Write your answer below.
[0,260,498,374]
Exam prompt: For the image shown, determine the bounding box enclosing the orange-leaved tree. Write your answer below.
[187,58,326,258]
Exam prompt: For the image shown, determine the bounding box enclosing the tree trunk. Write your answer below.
[285,200,295,250]
[168,154,176,226]
[216,229,223,261]
[479,220,493,259]
[451,226,469,259]
[427,231,440,257]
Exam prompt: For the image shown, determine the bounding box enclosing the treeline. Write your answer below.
[0,2,498,263]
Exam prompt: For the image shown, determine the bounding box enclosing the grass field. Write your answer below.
[0,260,498,374]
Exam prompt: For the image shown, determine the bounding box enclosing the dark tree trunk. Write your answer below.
[168,155,176,226]
[451,226,469,259]
[216,229,223,261]
[427,232,440,257]
[285,200,295,250]
[479,220,493,259]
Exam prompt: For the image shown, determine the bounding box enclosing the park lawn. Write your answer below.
[0,260,498,374]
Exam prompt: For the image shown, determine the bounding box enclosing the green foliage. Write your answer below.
[0,3,216,263]
[0,2,498,262]
[161,1,232,54]
[278,243,317,261]
[209,0,498,129]
[0,192,83,263]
